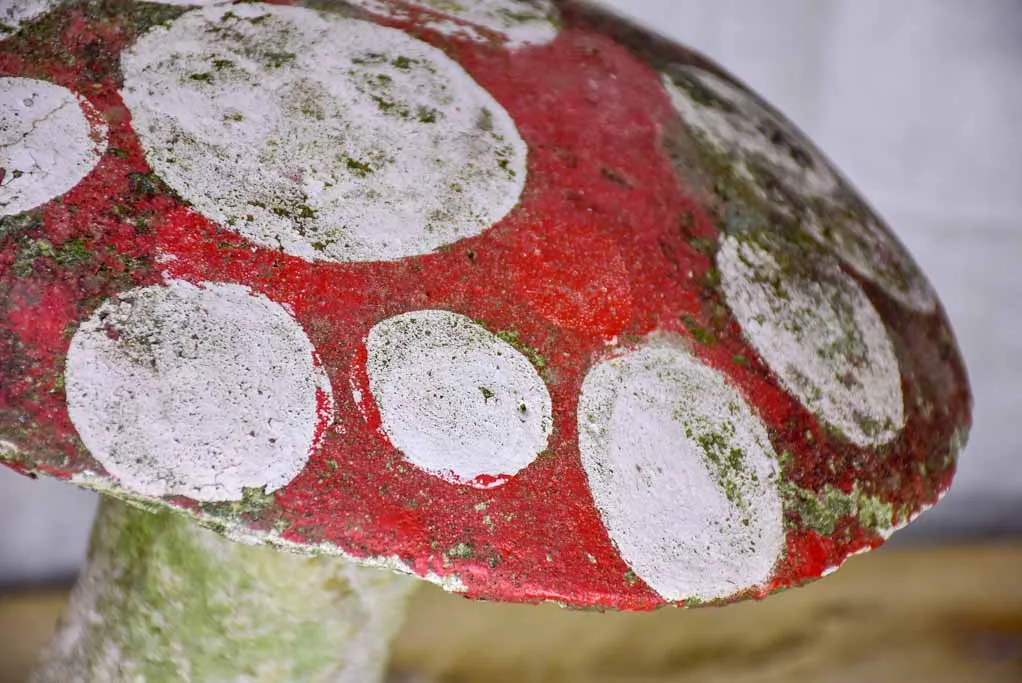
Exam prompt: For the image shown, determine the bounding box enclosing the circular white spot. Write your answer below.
[0,0,58,38]
[717,234,905,446]
[0,77,107,216]
[349,0,559,48]
[120,3,526,263]
[365,310,552,486]
[805,213,938,313]
[65,280,332,502]
[663,68,838,201]
[578,343,783,602]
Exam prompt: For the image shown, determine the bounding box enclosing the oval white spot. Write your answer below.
[662,67,838,201]
[717,234,905,446]
[0,0,58,38]
[120,3,526,263]
[365,310,551,486]
[805,213,937,313]
[349,0,559,48]
[0,77,107,216]
[65,280,332,502]
[578,343,783,602]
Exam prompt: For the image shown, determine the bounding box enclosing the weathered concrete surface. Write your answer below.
[0,0,970,609]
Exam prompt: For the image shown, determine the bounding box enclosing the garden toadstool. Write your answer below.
[0,0,971,681]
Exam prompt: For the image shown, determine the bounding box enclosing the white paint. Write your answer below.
[577,342,784,602]
[120,3,526,263]
[0,0,57,37]
[365,310,551,486]
[349,0,559,48]
[717,235,905,447]
[65,280,332,502]
[805,213,938,313]
[663,67,936,314]
[0,77,107,217]
[662,67,838,200]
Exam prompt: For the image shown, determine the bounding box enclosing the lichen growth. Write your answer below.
[32,498,416,683]
[495,328,546,373]
[783,482,895,536]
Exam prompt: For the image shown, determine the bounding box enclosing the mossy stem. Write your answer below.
[31,496,416,683]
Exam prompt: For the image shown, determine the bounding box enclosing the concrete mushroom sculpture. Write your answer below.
[1,0,971,680]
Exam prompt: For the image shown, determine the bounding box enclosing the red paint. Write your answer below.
[0,1,970,610]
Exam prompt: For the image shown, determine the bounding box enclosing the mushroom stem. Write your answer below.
[31,496,416,683]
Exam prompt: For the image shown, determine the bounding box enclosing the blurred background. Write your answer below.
[1,0,1020,681]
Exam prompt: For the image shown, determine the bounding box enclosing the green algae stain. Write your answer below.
[680,314,715,346]
[61,498,397,682]
[495,328,546,373]
[783,482,895,536]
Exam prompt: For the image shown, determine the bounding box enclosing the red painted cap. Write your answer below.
[0,0,970,608]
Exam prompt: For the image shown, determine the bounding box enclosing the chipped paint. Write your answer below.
[578,341,783,602]
[365,309,552,486]
[65,280,333,501]
[120,3,526,262]
[717,234,905,447]
[0,77,107,216]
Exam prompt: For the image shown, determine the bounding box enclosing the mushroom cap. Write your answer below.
[0,0,970,609]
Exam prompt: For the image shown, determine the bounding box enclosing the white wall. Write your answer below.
[1,0,1020,585]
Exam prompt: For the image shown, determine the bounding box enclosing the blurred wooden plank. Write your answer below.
[0,591,67,683]
[389,543,1022,683]
[3,545,1021,683]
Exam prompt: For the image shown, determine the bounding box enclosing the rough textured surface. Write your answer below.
[578,342,783,601]
[31,497,415,683]
[0,1,58,39]
[365,309,552,486]
[716,234,904,447]
[0,76,106,217]
[0,0,971,609]
[65,279,332,501]
[120,3,527,263]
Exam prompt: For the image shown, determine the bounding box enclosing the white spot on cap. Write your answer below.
[0,0,58,38]
[662,68,838,201]
[120,4,526,263]
[365,310,551,486]
[664,67,935,314]
[350,0,559,48]
[805,213,938,313]
[717,234,905,447]
[578,343,783,602]
[65,280,332,502]
[0,77,107,216]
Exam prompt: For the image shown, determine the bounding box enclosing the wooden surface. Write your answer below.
[3,544,1021,683]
